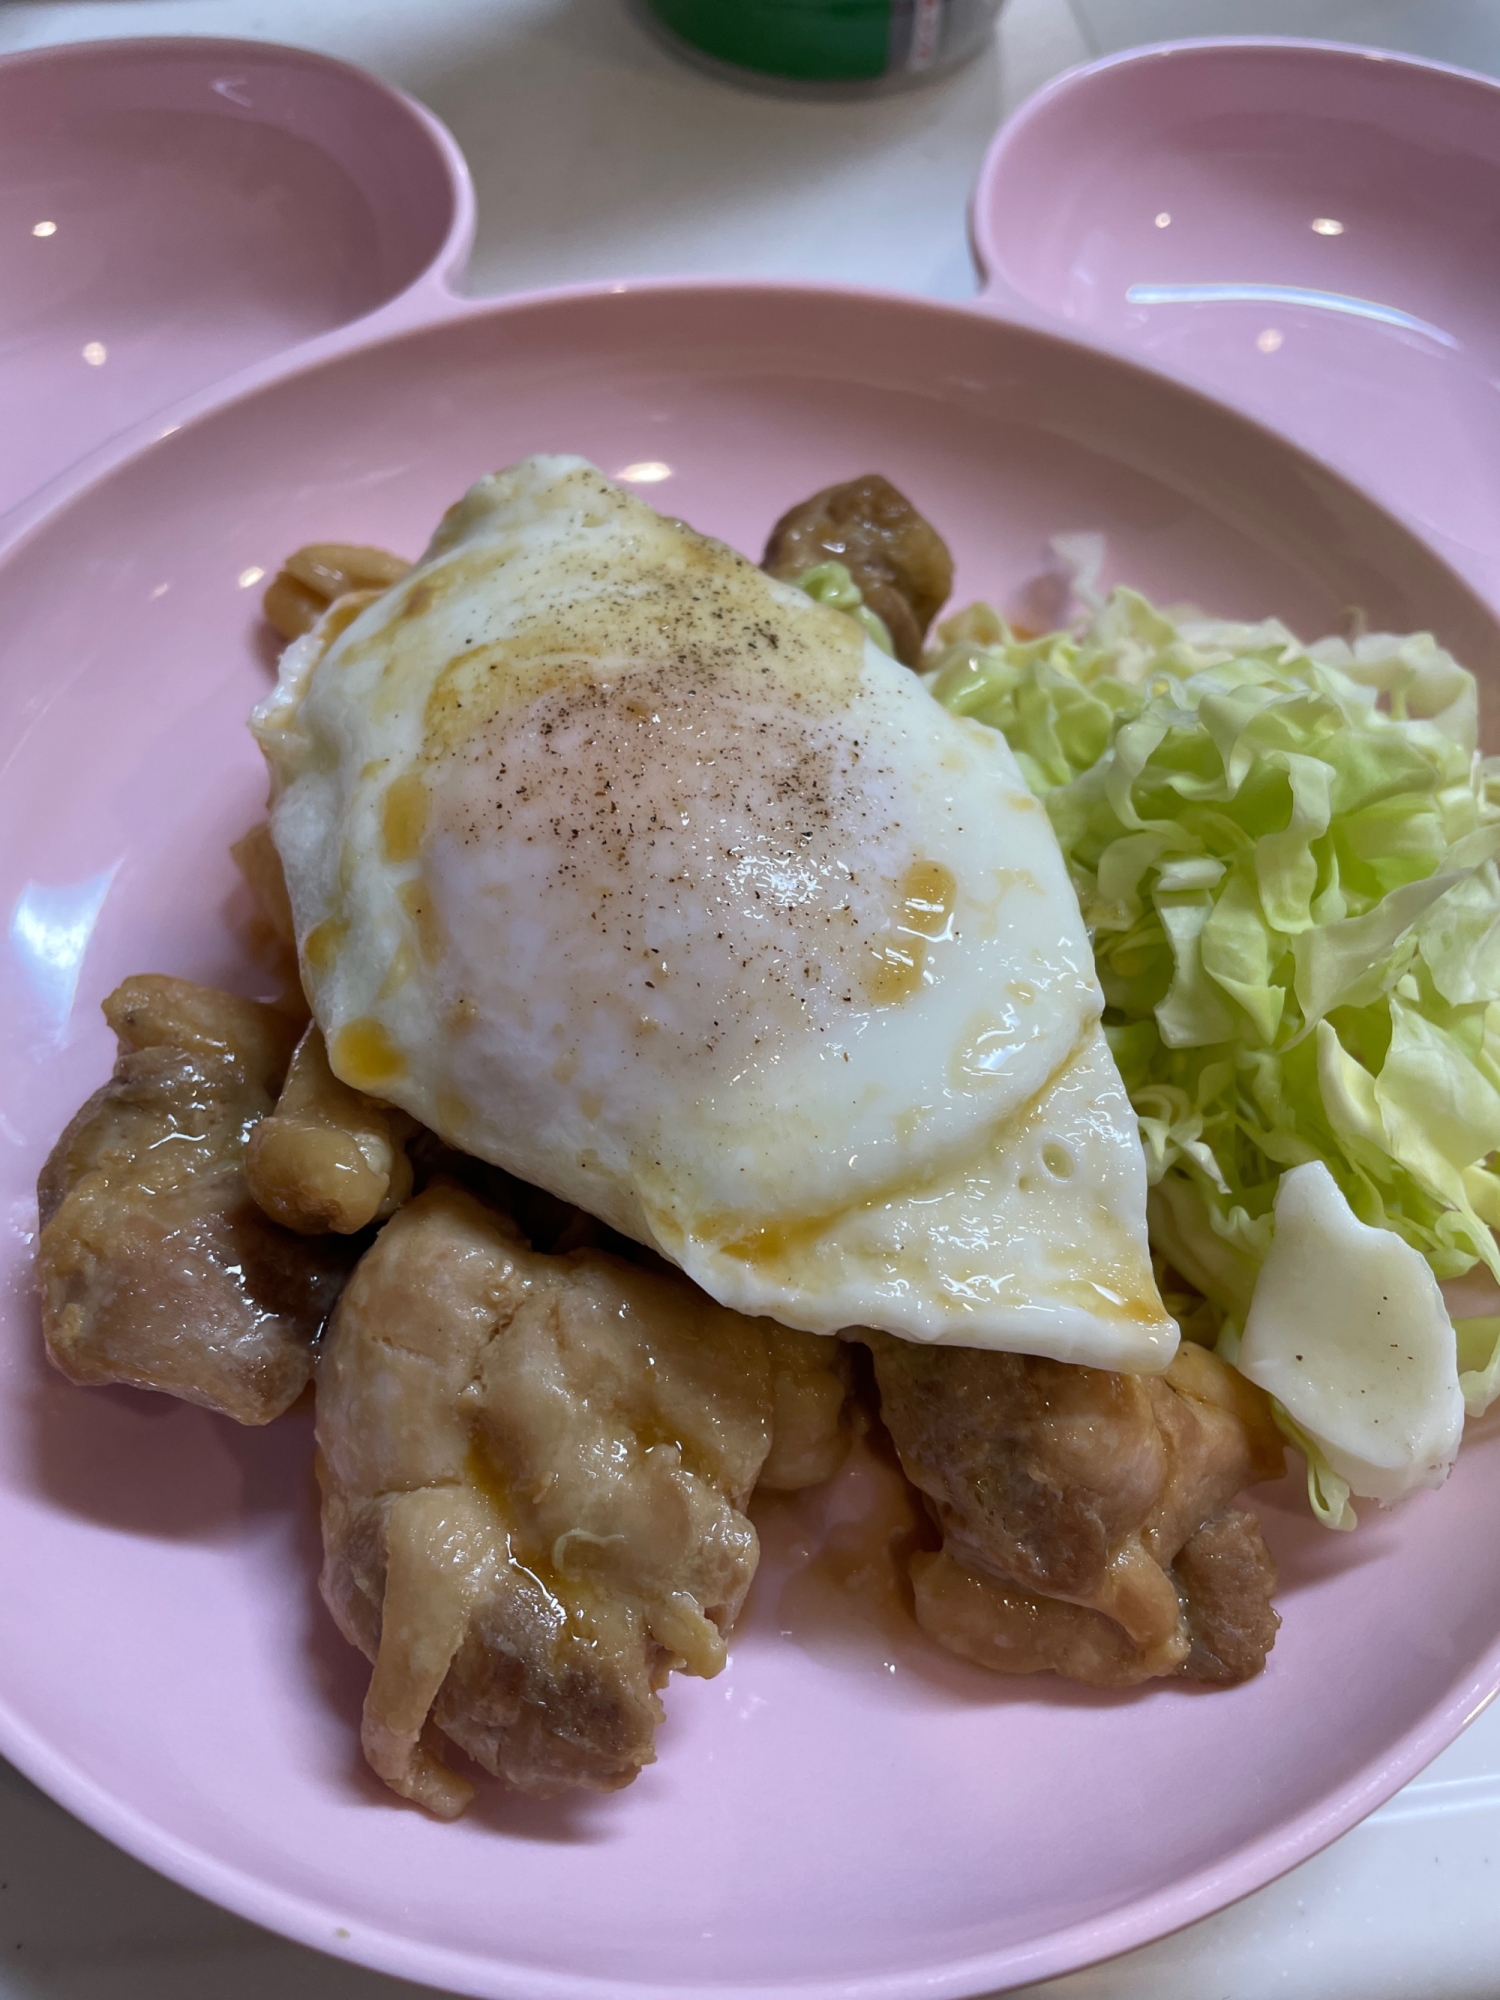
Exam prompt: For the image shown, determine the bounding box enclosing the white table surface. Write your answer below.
[3,0,1500,1994]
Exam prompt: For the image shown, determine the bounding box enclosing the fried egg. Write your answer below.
[252,455,1175,1368]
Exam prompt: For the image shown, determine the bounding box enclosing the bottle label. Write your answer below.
[895,0,946,72]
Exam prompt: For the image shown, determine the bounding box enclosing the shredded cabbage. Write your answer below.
[1213,1317,1356,1527]
[926,589,1500,1478]
[794,561,894,656]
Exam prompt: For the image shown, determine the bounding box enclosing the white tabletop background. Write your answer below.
[3,0,1500,1994]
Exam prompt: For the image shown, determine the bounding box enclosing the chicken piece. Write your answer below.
[261,542,410,642]
[36,976,352,1423]
[230,820,298,954]
[229,820,307,1019]
[405,1127,613,1255]
[763,474,954,667]
[246,1021,414,1235]
[868,1334,1284,1688]
[317,1184,850,1816]
[1175,1508,1282,1685]
[761,1323,856,1491]
[907,1508,1279,1687]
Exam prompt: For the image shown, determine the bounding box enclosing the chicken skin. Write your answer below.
[36,976,351,1423]
[867,1334,1284,1688]
[260,542,410,643]
[317,1184,850,1817]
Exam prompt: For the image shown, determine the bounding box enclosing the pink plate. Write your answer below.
[0,37,471,521]
[3,272,1500,1999]
[971,39,1500,611]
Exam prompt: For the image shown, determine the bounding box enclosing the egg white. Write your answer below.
[252,455,1174,1368]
